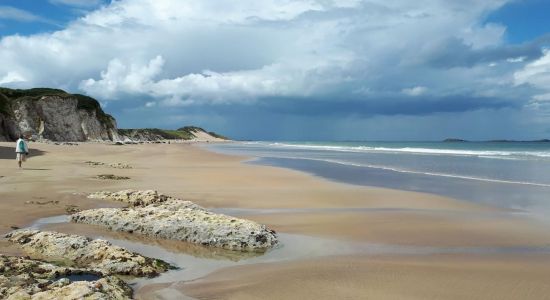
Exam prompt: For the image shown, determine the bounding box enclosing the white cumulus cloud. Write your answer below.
[0,0,537,112]
[0,71,26,85]
[402,86,428,96]
[514,49,550,102]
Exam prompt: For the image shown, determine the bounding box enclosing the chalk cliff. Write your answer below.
[0,88,119,142]
[0,87,228,142]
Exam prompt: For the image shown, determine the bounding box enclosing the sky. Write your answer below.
[0,0,550,141]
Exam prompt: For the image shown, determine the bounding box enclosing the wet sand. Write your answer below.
[177,254,550,300]
[1,141,550,299]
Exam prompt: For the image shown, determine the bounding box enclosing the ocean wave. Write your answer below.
[265,156,550,187]
[254,142,550,159]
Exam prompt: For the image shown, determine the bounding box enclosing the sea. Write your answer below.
[205,141,550,220]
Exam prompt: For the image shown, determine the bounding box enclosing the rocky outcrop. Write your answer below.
[0,113,18,141]
[74,190,278,252]
[12,96,118,142]
[6,230,172,277]
[0,255,132,299]
[87,189,200,208]
[0,88,119,142]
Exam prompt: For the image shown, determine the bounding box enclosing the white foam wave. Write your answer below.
[252,142,550,159]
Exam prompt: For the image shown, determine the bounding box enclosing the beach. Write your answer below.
[1,141,550,299]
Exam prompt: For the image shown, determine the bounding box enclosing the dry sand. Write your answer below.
[1,141,550,299]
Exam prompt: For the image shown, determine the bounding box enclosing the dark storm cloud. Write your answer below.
[255,95,518,117]
[428,34,550,68]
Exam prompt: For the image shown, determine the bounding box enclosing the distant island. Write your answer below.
[443,138,550,143]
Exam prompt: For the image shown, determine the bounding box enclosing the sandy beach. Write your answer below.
[1,141,550,299]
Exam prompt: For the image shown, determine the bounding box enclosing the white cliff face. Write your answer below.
[11,96,116,142]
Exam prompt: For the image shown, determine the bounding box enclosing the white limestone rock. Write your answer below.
[0,255,132,300]
[11,95,117,142]
[75,190,278,252]
[88,189,200,209]
[6,230,172,277]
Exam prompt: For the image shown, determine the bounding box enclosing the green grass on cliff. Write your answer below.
[117,128,185,140]
[118,126,228,140]
[117,128,195,140]
[207,131,229,140]
[0,92,10,116]
[0,87,115,128]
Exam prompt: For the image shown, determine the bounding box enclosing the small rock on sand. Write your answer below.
[95,174,130,180]
[85,161,132,169]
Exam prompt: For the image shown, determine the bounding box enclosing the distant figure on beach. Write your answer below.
[15,134,29,168]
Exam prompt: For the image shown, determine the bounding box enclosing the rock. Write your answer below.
[107,163,132,169]
[54,142,79,146]
[85,161,132,169]
[65,205,81,214]
[87,189,199,209]
[0,255,132,299]
[0,88,120,142]
[6,229,173,277]
[95,174,130,180]
[30,276,131,300]
[85,161,105,166]
[73,190,278,252]
[25,200,59,205]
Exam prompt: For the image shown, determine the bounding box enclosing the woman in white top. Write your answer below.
[15,134,29,168]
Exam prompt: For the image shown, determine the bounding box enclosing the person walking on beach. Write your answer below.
[15,134,29,168]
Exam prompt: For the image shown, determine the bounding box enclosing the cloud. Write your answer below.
[514,49,550,102]
[514,49,550,87]
[533,94,550,102]
[507,56,526,63]
[0,71,26,84]
[0,6,51,23]
[80,55,165,99]
[49,0,104,8]
[402,86,428,96]
[1,0,549,139]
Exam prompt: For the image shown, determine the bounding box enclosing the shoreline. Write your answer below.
[1,141,550,299]
[204,142,550,222]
